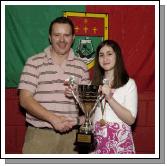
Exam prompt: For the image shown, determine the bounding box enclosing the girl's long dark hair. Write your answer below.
[91,40,129,88]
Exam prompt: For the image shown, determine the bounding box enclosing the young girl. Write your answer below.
[91,40,138,154]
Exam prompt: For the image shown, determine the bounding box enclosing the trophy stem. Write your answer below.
[80,112,92,134]
[85,112,91,125]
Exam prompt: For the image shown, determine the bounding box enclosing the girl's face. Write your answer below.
[98,45,116,71]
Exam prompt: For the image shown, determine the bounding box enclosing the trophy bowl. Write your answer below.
[75,84,99,153]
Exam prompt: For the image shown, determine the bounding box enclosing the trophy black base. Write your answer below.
[74,132,97,154]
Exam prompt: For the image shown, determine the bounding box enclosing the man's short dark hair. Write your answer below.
[49,16,75,35]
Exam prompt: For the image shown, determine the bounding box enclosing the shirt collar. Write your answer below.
[44,45,53,64]
[68,48,75,61]
[44,45,75,63]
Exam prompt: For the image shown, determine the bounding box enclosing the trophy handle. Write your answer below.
[65,76,85,113]
[90,94,104,114]
[71,87,85,113]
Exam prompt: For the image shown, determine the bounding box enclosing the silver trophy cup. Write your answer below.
[77,85,99,134]
[65,76,102,152]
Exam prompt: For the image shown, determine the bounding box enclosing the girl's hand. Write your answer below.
[98,85,103,94]
[101,85,115,101]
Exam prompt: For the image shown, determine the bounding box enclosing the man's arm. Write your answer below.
[19,89,74,132]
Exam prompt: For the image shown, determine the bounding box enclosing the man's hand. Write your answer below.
[64,85,77,98]
[49,115,76,132]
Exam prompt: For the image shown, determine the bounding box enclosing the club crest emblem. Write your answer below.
[76,37,95,64]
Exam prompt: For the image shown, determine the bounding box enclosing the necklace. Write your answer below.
[99,99,106,126]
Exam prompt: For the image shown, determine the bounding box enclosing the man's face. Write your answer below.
[49,23,74,56]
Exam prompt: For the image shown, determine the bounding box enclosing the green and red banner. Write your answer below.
[5,5,155,93]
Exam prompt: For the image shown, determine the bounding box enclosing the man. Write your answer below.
[18,17,90,153]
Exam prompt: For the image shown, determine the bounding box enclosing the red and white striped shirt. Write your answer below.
[18,46,90,128]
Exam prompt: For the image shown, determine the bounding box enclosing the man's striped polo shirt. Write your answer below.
[18,46,90,128]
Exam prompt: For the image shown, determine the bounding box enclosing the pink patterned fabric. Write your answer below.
[93,122,135,154]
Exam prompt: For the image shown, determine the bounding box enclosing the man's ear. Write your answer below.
[72,35,75,41]
[49,35,52,44]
